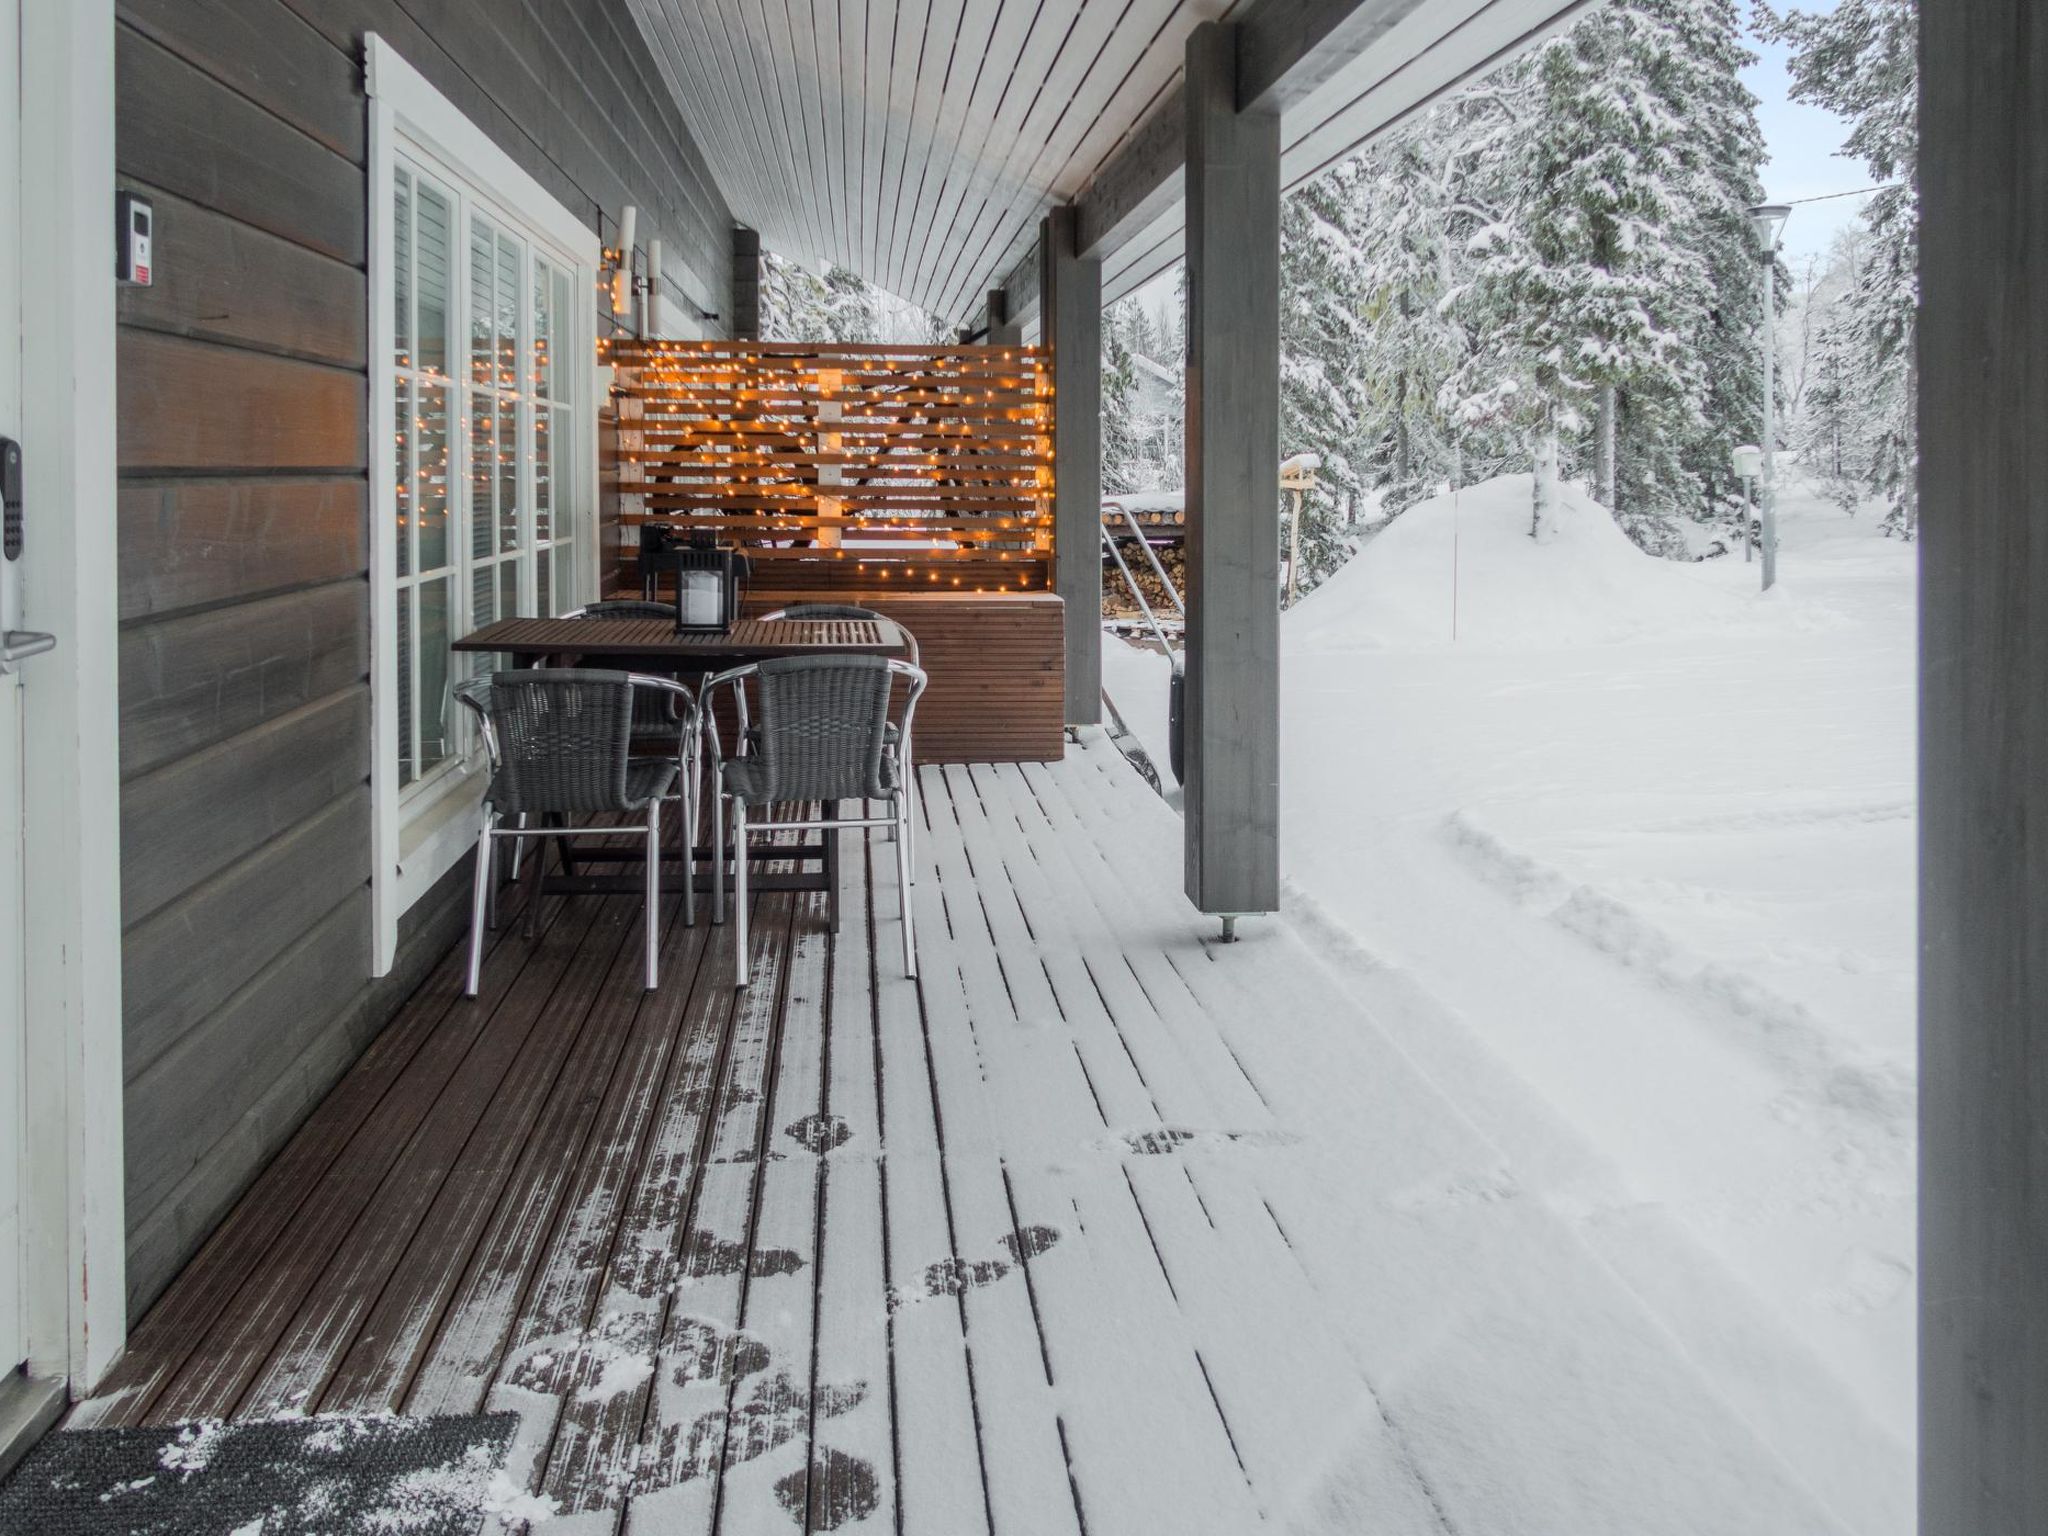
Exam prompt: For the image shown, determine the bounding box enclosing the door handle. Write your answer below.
[0,630,57,673]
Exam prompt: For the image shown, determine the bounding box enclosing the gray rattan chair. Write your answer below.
[704,653,927,987]
[758,604,922,857]
[559,601,691,737]
[555,599,707,866]
[458,668,698,996]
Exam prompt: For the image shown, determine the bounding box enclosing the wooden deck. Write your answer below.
[78,741,1293,1532]
[69,736,1831,1534]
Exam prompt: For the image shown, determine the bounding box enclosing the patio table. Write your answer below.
[452,614,915,911]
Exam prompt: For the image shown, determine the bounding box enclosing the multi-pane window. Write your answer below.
[389,157,581,795]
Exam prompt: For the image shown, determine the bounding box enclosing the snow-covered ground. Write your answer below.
[1101,474,1915,1534]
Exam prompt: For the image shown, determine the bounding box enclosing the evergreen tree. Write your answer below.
[1102,303,1144,496]
[761,253,895,343]
[1761,0,1918,535]
[1468,7,1698,541]
[1351,124,1469,516]
[1787,230,1878,512]
[1280,166,1372,594]
[1632,0,1769,533]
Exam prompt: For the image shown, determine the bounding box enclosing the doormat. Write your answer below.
[0,1410,521,1535]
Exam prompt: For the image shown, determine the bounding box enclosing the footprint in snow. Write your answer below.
[1115,1126,1299,1156]
[777,1446,881,1530]
[785,1112,854,1153]
[1387,1166,1520,1214]
[630,1317,870,1515]
[890,1225,1062,1310]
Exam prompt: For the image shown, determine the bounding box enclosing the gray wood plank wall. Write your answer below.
[113,0,734,1318]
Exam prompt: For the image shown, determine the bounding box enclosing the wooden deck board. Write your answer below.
[78,743,1429,1533]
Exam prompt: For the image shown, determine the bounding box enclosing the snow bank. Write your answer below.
[1288,474,1743,651]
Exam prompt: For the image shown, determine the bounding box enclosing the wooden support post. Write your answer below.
[1041,207,1102,726]
[732,226,761,340]
[1182,20,1279,917]
[987,288,1022,345]
[1920,1,2048,1531]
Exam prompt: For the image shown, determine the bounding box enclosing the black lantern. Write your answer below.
[639,524,742,634]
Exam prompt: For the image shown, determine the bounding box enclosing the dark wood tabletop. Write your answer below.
[452,614,910,665]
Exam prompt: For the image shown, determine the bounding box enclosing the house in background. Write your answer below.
[0,1,2038,1532]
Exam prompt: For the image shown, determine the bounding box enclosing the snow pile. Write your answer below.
[1276,476,1916,1530]
[1287,474,1745,651]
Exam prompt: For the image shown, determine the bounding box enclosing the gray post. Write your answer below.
[987,288,1022,346]
[1182,21,1280,919]
[1760,252,1779,590]
[732,226,761,340]
[1921,2,2048,1530]
[1041,208,1103,726]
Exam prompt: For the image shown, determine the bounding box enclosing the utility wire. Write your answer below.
[1782,183,1903,206]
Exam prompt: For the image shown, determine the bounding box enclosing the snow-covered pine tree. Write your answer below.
[1102,300,1145,496]
[1788,230,1877,512]
[1625,0,1768,534]
[1468,6,1697,542]
[761,254,889,343]
[1761,0,1918,536]
[1280,164,1373,594]
[1349,117,1471,517]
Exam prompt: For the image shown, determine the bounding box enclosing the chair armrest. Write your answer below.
[450,674,500,771]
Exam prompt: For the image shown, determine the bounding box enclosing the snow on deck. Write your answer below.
[73,740,1858,1534]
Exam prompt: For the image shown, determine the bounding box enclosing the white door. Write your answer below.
[0,0,30,1375]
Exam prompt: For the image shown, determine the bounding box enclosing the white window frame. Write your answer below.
[367,34,602,974]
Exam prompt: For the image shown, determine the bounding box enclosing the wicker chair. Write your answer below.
[456,668,698,996]
[704,653,927,988]
[559,601,692,737]
[758,604,922,856]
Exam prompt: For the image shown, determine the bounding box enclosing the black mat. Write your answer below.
[0,1411,519,1535]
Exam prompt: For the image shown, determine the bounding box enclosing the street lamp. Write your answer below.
[1748,203,1792,591]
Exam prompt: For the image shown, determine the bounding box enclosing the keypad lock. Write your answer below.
[1,438,20,561]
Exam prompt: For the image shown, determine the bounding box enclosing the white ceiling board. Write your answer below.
[625,0,1595,321]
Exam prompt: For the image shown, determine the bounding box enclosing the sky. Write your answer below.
[1740,0,1875,272]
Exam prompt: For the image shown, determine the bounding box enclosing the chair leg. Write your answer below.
[896,794,917,978]
[734,801,750,988]
[485,807,500,933]
[506,812,528,888]
[466,818,494,997]
[682,753,697,930]
[712,784,726,926]
[645,799,662,991]
[904,751,918,878]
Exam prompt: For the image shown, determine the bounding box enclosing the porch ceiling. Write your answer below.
[625,0,1599,323]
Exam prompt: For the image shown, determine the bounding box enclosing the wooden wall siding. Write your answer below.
[605,339,1055,595]
[118,480,367,624]
[116,185,368,368]
[119,332,365,474]
[113,0,735,1316]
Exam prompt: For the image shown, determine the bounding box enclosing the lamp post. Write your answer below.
[1748,203,1791,591]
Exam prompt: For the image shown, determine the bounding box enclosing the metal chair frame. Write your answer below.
[757,604,922,860]
[701,656,927,988]
[454,671,700,997]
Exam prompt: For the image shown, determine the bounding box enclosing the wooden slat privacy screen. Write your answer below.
[602,339,1053,596]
